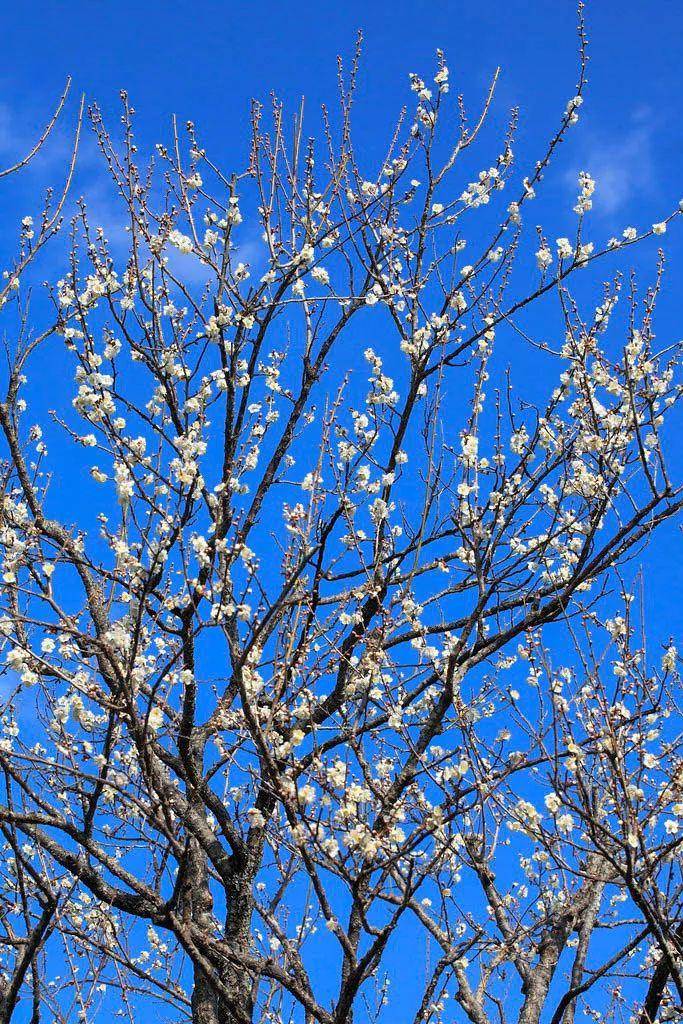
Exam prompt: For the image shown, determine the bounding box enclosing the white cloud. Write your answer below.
[564,114,657,217]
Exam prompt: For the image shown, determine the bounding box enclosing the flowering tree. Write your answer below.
[0,19,682,1024]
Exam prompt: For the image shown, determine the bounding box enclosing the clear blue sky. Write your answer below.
[2,1,681,274]
[3,0,680,629]
[1,1,682,189]
[0,2,678,121]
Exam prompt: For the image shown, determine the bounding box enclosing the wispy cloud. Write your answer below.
[0,95,77,176]
[563,109,658,218]
[0,102,16,158]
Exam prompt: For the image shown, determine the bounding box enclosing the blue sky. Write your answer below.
[2,0,681,263]
[3,0,681,628]
[0,2,681,132]
[1,0,682,205]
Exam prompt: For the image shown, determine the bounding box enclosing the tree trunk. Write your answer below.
[187,838,255,1024]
